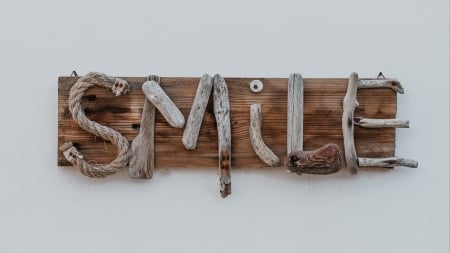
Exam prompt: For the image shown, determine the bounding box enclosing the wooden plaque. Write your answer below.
[58,76,397,169]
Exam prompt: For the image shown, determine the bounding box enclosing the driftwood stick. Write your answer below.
[286,144,343,175]
[129,100,155,178]
[142,80,185,128]
[182,74,213,150]
[358,157,418,168]
[342,72,360,174]
[287,73,304,155]
[249,104,280,167]
[285,73,343,174]
[129,75,158,179]
[213,74,232,198]
[354,117,409,128]
[358,79,404,94]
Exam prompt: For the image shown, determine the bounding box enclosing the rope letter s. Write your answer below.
[60,72,130,178]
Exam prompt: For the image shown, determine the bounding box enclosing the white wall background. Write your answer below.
[0,0,448,252]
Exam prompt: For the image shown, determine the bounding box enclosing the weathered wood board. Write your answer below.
[58,76,397,169]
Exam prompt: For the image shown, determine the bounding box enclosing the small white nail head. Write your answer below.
[250,80,263,93]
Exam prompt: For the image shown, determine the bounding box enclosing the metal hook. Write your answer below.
[147,75,160,83]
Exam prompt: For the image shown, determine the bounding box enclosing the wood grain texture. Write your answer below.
[287,73,303,154]
[58,76,398,169]
[286,143,343,175]
[358,157,418,168]
[182,74,213,150]
[249,104,280,167]
[129,99,155,178]
[342,72,360,174]
[354,117,409,128]
[359,79,404,94]
[213,74,232,198]
[128,75,158,179]
[142,80,185,128]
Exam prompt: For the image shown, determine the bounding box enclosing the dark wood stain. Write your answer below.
[84,106,130,116]
[82,94,97,101]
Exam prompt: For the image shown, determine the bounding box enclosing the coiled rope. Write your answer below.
[60,72,130,178]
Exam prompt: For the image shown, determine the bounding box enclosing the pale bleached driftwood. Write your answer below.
[358,79,404,94]
[213,74,232,198]
[287,73,303,155]
[249,104,280,167]
[182,74,213,150]
[285,73,343,174]
[354,117,409,128]
[142,80,185,128]
[286,144,343,175]
[358,157,418,168]
[342,72,360,174]
[129,75,158,179]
